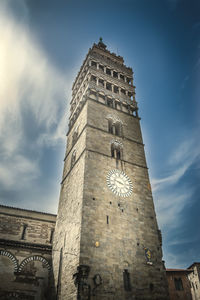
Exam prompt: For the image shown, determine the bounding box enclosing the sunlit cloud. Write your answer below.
[0,2,70,205]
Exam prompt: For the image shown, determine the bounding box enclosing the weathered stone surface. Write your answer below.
[53,41,169,299]
[0,205,56,300]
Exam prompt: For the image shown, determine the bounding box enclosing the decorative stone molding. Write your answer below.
[18,255,51,272]
[110,139,123,149]
[106,114,123,124]
[0,250,18,271]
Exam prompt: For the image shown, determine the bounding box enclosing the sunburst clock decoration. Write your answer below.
[107,169,133,197]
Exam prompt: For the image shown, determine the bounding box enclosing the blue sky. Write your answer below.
[0,0,199,269]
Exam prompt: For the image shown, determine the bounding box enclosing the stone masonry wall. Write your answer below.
[78,99,169,300]
[0,206,56,300]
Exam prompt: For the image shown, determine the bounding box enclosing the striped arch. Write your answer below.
[18,255,51,273]
[0,250,18,272]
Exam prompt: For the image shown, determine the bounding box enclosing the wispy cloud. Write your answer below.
[152,132,200,228]
[0,2,71,209]
[151,132,200,267]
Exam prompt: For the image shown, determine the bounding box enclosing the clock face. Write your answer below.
[107,169,133,197]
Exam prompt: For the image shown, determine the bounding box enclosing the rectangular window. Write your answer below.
[174,278,184,291]
[113,71,118,78]
[120,74,125,81]
[106,68,111,75]
[114,86,119,94]
[107,98,113,107]
[99,64,104,71]
[91,61,97,68]
[106,83,112,91]
[99,79,104,87]
[91,75,97,83]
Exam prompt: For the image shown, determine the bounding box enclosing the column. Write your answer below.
[105,95,108,105]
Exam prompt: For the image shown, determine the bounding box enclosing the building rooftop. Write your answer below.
[0,204,56,216]
[166,268,193,273]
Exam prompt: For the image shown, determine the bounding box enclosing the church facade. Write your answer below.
[0,40,170,299]
[0,205,55,299]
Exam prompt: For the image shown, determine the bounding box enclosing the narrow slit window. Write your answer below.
[123,269,131,291]
[21,224,28,240]
[107,216,109,224]
[50,229,54,244]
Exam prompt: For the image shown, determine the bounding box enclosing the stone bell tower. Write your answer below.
[52,38,169,300]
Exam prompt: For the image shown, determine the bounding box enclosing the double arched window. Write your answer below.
[111,141,123,160]
[108,119,122,137]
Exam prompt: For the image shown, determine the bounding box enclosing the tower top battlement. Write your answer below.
[72,39,132,90]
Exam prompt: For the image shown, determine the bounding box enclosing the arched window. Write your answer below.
[107,119,122,137]
[71,150,76,168]
[111,141,123,160]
